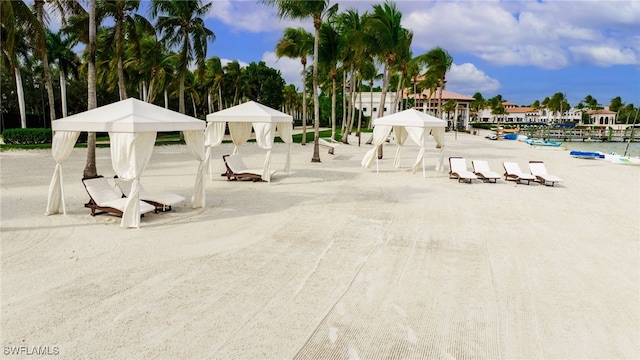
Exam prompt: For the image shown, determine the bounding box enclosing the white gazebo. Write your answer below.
[45,98,207,228]
[361,109,447,177]
[205,101,293,182]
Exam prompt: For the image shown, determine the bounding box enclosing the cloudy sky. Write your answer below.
[177,1,639,107]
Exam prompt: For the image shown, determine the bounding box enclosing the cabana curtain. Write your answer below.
[110,132,156,228]
[184,130,206,208]
[45,131,81,215]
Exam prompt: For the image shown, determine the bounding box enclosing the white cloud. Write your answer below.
[208,0,309,33]
[402,1,639,69]
[570,45,638,67]
[447,63,500,95]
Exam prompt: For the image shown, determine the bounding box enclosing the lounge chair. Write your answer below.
[222,154,275,182]
[502,162,536,185]
[528,161,563,186]
[82,176,155,217]
[319,138,339,154]
[448,157,478,183]
[472,160,501,183]
[114,176,185,212]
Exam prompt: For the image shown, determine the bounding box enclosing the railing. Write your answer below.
[519,127,639,142]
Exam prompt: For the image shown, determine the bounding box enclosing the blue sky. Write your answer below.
[192,0,640,108]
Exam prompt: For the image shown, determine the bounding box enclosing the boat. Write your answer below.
[605,153,640,165]
[503,133,518,140]
[525,138,562,147]
[569,150,605,159]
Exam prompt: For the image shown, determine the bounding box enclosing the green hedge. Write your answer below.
[2,128,52,145]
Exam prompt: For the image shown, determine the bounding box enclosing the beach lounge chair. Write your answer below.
[222,154,275,182]
[114,176,185,212]
[319,138,339,154]
[82,176,155,217]
[502,162,536,185]
[472,160,501,183]
[448,157,478,183]
[528,161,563,186]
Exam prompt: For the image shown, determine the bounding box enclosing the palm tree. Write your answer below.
[84,0,98,178]
[336,9,368,144]
[366,1,409,120]
[151,0,215,114]
[32,0,84,122]
[101,0,148,100]
[275,27,313,145]
[417,46,453,118]
[319,21,341,141]
[262,0,338,163]
[47,30,81,117]
[1,0,43,128]
[470,92,485,123]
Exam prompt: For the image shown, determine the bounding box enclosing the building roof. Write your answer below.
[404,88,475,101]
[502,101,518,107]
[586,109,616,115]
[506,107,535,114]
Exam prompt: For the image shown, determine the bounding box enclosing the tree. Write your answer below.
[262,0,338,163]
[275,27,313,145]
[547,92,569,123]
[151,0,215,114]
[1,0,45,128]
[366,1,409,120]
[443,98,458,129]
[47,30,81,117]
[319,21,341,141]
[416,46,453,118]
[244,61,285,109]
[101,0,150,100]
[470,92,485,122]
[85,0,98,178]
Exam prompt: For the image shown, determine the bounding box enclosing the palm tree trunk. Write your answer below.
[331,75,336,141]
[60,70,68,117]
[179,73,186,113]
[83,0,98,179]
[35,0,57,122]
[301,63,307,145]
[357,77,363,146]
[164,89,169,108]
[311,21,321,163]
[116,20,127,100]
[341,70,347,136]
[14,67,27,128]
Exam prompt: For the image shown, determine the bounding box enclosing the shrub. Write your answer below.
[2,128,52,145]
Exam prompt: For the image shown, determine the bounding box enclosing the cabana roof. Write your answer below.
[206,101,293,123]
[373,109,447,128]
[52,98,205,133]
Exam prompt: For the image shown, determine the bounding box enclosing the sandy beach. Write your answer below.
[1,132,638,359]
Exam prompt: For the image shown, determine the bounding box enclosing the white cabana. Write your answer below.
[361,109,447,177]
[205,101,293,183]
[45,98,207,228]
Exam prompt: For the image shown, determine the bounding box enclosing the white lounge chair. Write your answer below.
[472,160,501,183]
[502,162,536,185]
[114,176,185,212]
[528,161,563,186]
[319,138,339,154]
[82,177,155,217]
[223,154,275,182]
[449,157,478,183]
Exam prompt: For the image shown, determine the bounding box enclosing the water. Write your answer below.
[561,141,640,157]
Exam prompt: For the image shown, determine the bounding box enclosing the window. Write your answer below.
[362,107,367,113]
[373,107,377,112]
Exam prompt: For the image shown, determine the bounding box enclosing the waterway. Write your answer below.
[561,141,640,157]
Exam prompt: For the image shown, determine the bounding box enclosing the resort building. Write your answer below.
[354,88,475,130]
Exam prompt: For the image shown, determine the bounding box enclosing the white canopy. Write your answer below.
[205,101,293,182]
[361,109,447,176]
[45,98,207,228]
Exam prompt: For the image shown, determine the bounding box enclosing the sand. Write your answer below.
[1,132,639,359]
